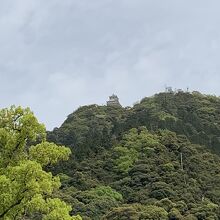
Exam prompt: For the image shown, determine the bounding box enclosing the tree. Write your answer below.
[0,106,81,220]
[140,205,168,219]
[103,206,139,220]
[70,186,123,219]
[113,127,160,173]
[103,204,168,220]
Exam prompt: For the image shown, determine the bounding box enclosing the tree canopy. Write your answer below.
[3,91,220,219]
[0,106,81,220]
[47,91,220,219]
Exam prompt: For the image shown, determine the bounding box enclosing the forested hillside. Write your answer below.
[47,91,220,219]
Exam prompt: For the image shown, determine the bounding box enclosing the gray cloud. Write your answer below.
[0,0,220,129]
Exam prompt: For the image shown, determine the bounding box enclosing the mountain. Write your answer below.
[48,91,220,219]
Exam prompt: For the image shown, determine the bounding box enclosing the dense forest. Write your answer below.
[2,91,220,219]
[46,91,220,219]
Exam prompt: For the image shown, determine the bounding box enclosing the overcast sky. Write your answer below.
[1,0,220,129]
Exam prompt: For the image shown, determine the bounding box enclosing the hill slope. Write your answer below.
[48,91,220,219]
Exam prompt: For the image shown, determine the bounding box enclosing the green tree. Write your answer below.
[140,205,168,220]
[113,127,160,173]
[103,204,168,220]
[103,206,139,220]
[0,106,81,220]
[71,186,123,219]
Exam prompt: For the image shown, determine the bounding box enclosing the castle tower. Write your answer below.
[107,94,122,107]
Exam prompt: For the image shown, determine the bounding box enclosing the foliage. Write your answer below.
[44,91,220,218]
[104,204,168,220]
[0,106,81,220]
[56,185,123,220]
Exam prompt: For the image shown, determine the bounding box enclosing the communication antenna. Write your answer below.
[180,152,183,171]
[180,152,187,185]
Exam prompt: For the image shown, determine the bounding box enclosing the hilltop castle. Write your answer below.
[107,94,122,107]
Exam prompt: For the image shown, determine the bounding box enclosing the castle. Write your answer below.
[107,94,122,107]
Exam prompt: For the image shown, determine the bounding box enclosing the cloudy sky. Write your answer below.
[1,0,220,129]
